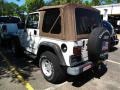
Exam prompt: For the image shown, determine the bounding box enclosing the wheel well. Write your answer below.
[36,44,66,66]
[37,45,56,59]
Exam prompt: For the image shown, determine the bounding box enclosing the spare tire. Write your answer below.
[88,27,110,62]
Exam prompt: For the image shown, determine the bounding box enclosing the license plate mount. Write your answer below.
[83,64,92,72]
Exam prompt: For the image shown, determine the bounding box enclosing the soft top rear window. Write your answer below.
[0,17,20,23]
[75,8,100,34]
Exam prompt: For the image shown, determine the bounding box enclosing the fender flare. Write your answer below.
[38,42,66,66]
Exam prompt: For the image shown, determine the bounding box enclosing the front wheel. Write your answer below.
[39,51,66,84]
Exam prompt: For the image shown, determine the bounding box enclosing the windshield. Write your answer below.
[0,17,20,23]
[75,8,100,34]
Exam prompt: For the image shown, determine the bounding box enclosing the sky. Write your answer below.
[7,0,25,6]
[6,0,91,6]
[7,0,50,6]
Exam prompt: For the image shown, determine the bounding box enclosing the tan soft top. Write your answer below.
[39,4,100,41]
[38,3,98,11]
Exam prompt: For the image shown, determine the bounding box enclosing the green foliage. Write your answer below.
[116,0,120,3]
[83,1,92,6]
[0,0,120,21]
[91,0,101,5]
[25,0,45,13]
[0,1,19,16]
[49,0,114,6]
[91,0,114,6]
[49,0,83,5]
[0,1,26,21]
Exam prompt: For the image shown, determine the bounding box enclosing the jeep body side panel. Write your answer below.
[32,37,89,66]
[32,37,75,66]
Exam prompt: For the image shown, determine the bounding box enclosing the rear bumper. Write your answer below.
[67,61,93,75]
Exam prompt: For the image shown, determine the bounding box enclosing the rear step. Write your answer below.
[67,61,93,75]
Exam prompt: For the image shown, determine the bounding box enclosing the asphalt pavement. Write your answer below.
[0,34,120,90]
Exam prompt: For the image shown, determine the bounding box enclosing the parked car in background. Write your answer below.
[101,20,119,49]
[0,16,24,46]
[115,26,120,34]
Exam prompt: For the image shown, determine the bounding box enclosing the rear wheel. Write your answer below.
[39,51,66,84]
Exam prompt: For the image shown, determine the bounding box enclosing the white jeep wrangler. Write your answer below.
[14,4,110,83]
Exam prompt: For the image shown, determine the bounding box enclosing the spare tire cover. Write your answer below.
[88,27,110,62]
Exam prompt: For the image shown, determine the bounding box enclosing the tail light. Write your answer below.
[73,46,81,56]
[2,25,7,32]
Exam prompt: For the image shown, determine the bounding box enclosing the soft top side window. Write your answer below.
[42,8,61,34]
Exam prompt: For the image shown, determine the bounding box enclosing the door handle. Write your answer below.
[34,30,37,35]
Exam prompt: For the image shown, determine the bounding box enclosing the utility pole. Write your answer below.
[1,0,4,16]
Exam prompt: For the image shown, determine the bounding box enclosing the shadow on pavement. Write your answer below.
[67,63,107,87]
[0,55,11,79]
[0,46,108,87]
[0,47,40,83]
[109,47,118,52]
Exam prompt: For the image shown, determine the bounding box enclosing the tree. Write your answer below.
[116,0,120,3]
[25,0,45,13]
[91,0,113,6]
[83,1,92,6]
[1,2,19,16]
[67,0,83,4]
[18,5,27,21]
[0,0,6,15]
[91,0,100,5]
[50,0,83,5]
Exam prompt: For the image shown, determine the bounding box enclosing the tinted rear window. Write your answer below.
[0,17,20,23]
[75,8,100,34]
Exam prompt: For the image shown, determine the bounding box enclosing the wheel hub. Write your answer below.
[41,57,53,77]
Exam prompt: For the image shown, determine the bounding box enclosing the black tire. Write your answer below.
[39,51,66,84]
[88,27,110,62]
